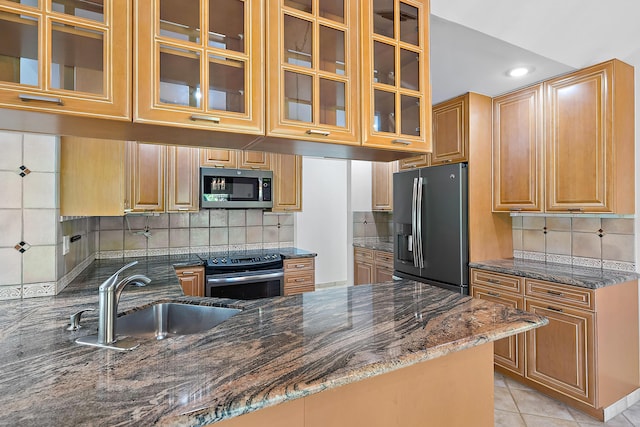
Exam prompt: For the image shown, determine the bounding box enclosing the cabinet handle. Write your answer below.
[487,292,500,297]
[294,264,306,268]
[391,139,412,145]
[306,129,330,136]
[567,208,583,212]
[546,290,564,297]
[509,208,522,212]
[546,306,564,313]
[181,271,194,275]
[19,94,64,105]
[190,114,221,123]
[487,279,500,284]
[123,209,133,213]
[295,278,306,282]
[178,208,190,211]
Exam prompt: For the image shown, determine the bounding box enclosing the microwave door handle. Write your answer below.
[412,177,419,268]
[416,177,424,268]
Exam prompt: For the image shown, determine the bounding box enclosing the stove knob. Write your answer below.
[221,258,227,263]
[212,259,218,264]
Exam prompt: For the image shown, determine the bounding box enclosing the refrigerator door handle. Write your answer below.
[416,177,424,268]
[411,177,419,267]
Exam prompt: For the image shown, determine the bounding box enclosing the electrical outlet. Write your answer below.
[63,236,70,255]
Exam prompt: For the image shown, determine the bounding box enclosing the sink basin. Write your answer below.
[116,302,241,340]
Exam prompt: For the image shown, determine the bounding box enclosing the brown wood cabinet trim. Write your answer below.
[525,278,594,311]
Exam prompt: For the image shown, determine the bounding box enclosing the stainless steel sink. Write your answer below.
[116,302,241,340]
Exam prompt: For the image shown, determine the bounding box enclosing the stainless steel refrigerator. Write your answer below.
[393,163,469,294]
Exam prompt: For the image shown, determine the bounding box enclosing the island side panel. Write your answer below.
[216,343,494,427]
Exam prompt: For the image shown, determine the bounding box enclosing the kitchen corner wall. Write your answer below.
[512,215,636,271]
[95,210,295,258]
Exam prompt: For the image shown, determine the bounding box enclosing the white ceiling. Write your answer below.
[429,0,640,103]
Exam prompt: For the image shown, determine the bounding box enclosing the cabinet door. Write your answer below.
[361,0,431,151]
[525,299,595,405]
[135,0,263,133]
[471,285,525,376]
[545,62,612,213]
[0,1,130,119]
[273,153,302,212]
[398,154,430,170]
[128,142,166,212]
[175,266,204,296]
[266,0,360,144]
[431,94,467,165]
[167,146,199,212]
[238,151,271,170]
[354,247,375,285]
[492,84,543,212]
[372,161,398,211]
[200,148,238,168]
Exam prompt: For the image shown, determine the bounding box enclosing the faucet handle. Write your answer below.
[67,308,95,331]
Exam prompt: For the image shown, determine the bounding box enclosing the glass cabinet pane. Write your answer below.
[373,41,395,85]
[374,90,395,133]
[400,48,419,90]
[319,25,344,75]
[159,0,200,43]
[284,15,312,68]
[51,22,104,94]
[399,2,419,45]
[52,0,104,22]
[284,0,312,14]
[0,11,38,86]
[159,45,201,107]
[373,0,394,38]
[209,0,244,52]
[319,78,345,127]
[6,0,38,7]
[209,55,245,113]
[284,71,312,123]
[319,0,344,23]
[401,95,420,136]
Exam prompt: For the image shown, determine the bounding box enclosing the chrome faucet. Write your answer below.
[76,261,151,351]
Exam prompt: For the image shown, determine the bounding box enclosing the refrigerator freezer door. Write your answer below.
[393,169,421,278]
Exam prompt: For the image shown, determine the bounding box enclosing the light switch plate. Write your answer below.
[63,235,70,255]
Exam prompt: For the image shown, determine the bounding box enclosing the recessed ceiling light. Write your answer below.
[507,67,531,77]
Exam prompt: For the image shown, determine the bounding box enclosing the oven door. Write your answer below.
[205,269,284,300]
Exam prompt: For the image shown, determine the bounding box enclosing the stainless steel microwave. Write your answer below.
[200,168,273,209]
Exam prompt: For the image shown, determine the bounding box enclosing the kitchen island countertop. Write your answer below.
[0,255,545,426]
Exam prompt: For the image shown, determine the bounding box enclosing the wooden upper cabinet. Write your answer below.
[167,146,199,212]
[545,59,634,213]
[273,153,302,212]
[0,1,131,119]
[134,0,263,133]
[361,0,431,152]
[238,150,271,170]
[127,142,166,212]
[372,161,398,211]
[200,148,238,168]
[431,94,467,165]
[265,0,360,144]
[492,84,544,212]
[398,154,430,170]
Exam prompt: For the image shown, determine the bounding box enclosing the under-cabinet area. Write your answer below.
[470,264,640,421]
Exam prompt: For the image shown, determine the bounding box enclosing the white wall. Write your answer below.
[295,157,348,285]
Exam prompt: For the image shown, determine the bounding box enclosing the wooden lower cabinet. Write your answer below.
[175,266,204,297]
[354,247,393,285]
[470,268,639,420]
[283,258,315,296]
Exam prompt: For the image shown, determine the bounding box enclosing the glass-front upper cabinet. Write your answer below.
[0,0,130,119]
[266,0,360,144]
[135,0,263,134]
[361,0,431,151]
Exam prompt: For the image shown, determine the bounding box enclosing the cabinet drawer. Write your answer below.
[284,258,315,272]
[525,279,594,311]
[354,247,374,262]
[470,269,523,294]
[284,272,315,296]
[374,250,394,268]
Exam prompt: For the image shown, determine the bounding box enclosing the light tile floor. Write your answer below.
[494,372,640,426]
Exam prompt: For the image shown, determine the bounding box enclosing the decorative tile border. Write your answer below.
[23,282,56,298]
[169,247,191,256]
[520,251,545,262]
[97,250,124,259]
[0,285,22,301]
[602,260,636,272]
[147,248,170,257]
[514,251,636,273]
[545,254,572,265]
[571,256,602,269]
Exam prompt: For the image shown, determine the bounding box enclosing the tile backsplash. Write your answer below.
[96,210,295,258]
[352,211,393,241]
[513,216,636,271]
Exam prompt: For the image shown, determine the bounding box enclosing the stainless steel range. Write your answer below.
[205,252,284,300]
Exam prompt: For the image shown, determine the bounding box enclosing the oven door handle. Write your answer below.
[206,271,284,285]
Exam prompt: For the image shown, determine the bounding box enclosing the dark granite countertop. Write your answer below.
[469,258,640,289]
[0,256,545,426]
[353,238,393,253]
